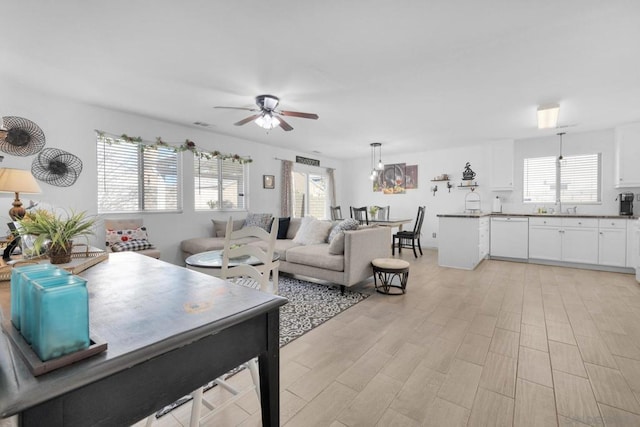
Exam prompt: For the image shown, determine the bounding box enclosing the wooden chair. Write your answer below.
[189,218,280,426]
[372,205,390,220]
[350,206,369,225]
[330,206,343,221]
[145,219,279,427]
[392,206,425,258]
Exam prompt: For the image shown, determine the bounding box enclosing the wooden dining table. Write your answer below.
[0,252,287,426]
[369,218,413,231]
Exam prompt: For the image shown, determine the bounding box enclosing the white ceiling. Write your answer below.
[2,1,640,160]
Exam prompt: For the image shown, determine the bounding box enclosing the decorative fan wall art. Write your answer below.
[0,116,46,156]
[31,148,83,187]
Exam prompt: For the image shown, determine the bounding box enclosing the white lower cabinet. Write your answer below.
[528,218,562,261]
[599,219,627,267]
[529,217,599,265]
[438,216,489,270]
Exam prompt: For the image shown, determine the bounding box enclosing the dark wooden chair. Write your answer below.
[350,206,369,225]
[393,206,425,258]
[330,206,343,220]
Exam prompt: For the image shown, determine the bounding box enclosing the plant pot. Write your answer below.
[48,242,73,264]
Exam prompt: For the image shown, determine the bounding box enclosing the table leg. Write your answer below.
[258,309,280,427]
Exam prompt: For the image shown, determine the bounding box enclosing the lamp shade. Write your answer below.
[537,104,560,129]
[0,168,42,194]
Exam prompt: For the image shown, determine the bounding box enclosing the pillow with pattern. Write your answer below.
[106,227,149,248]
[243,213,273,232]
[328,218,359,243]
[110,239,155,252]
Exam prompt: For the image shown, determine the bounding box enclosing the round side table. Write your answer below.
[371,258,410,295]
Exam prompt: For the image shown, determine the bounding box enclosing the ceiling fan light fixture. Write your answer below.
[255,112,280,130]
[537,103,560,129]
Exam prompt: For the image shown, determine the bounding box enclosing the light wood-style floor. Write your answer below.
[136,249,640,426]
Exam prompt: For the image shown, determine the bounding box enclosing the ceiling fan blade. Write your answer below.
[214,106,258,112]
[278,117,294,131]
[234,114,262,126]
[280,110,319,120]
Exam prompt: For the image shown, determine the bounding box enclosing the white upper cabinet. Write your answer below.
[490,140,514,190]
[615,123,640,188]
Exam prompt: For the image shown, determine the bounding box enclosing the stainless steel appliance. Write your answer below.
[620,192,634,216]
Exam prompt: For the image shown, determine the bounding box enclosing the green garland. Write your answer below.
[95,130,252,163]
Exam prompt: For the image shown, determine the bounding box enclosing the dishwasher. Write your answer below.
[490,217,529,259]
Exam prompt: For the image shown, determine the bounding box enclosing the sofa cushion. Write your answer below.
[244,213,273,231]
[286,244,344,272]
[211,219,245,238]
[106,227,149,248]
[248,239,301,262]
[271,217,290,239]
[110,239,155,252]
[293,217,333,245]
[286,217,302,239]
[328,232,346,255]
[328,218,359,243]
[181,236,257,255]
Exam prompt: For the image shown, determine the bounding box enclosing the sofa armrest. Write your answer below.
[343,226,392,286]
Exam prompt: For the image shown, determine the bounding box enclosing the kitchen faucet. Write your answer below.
[566,206,577,214]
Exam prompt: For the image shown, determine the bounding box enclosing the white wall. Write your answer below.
[0,80,343,265]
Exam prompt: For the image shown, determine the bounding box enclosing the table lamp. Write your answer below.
[0,168,42,220]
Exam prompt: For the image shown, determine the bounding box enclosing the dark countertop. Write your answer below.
[437,212,639,219]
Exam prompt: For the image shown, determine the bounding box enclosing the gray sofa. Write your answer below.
[180,217,392,290]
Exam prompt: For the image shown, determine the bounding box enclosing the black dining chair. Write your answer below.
[393,206,425,258]
[350,206,369,225]
[330,206,343,221]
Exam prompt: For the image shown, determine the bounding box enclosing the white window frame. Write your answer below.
[194,154,248,211]
[97,137,182,214]
[523,153,601,205]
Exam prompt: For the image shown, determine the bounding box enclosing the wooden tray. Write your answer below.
[1,320,107,376]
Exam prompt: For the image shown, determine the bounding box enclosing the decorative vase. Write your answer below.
[48,241,73,264]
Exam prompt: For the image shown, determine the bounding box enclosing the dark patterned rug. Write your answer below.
[154,276,370,418]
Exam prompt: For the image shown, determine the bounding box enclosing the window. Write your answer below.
[523,153,601,204]
[194,155,247,210]
[97,137,181,213]
[292,170,328,218]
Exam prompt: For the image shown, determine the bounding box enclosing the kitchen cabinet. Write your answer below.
[615,123,640,188]
[598,219,627,267]
[528,217,598,264]
[490,140,514,190]
[627,219,639,269]
[529,217,562,261]
[438,216,489,270]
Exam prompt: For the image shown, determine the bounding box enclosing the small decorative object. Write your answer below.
[0,116,46,156]
[447,181,453,192]
[17,209,97,264]
[263,175,275,189]
[431,185,438,196]
[31,148,83,187]
[369,206,379,217]
[462,162,476,181]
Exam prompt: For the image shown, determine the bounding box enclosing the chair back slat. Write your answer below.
[330,206,343,221]
[373,205,390,221]
[413,206,426,235]
[350,206,369,225]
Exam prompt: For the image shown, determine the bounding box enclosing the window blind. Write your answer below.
[523,156,556,203]
[97,138,180,213]
[194,155,246,210]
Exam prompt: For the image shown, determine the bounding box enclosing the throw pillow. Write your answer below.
[244,213,273,232]
[293,217,333,245]
[212,219,245,237]
[105,227,149,248]
[272,217,290,239]
[328,218,359,243]
[328,231,346,255]
[110,239,155,252]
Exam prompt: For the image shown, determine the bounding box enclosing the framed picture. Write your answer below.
[263,175,275,189]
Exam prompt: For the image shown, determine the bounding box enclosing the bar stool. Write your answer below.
[371,258,410,295]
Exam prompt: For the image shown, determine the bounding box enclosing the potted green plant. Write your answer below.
[18,209,97,264]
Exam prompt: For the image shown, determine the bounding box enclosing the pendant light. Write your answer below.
[557,132,566,163]
[369,142,383,180]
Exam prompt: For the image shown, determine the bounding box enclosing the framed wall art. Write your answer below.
[263,175,275,189]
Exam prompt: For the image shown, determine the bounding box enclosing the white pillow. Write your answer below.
[293,217,333,245]
[328,231,346,254]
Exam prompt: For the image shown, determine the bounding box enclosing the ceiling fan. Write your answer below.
[215,94,319,131]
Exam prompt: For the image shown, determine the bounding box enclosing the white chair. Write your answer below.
[188,217,280,426]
